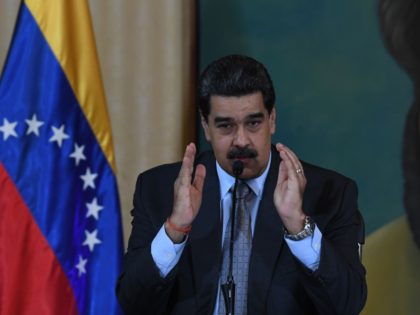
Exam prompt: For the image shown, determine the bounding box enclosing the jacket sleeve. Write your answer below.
[116,172,179,315]
[300,178,367,315]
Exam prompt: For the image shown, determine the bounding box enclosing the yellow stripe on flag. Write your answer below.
[25,0,117,173]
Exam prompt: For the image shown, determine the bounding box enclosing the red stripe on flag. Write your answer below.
[0,163,79,315]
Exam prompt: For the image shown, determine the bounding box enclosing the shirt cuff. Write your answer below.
[284,225,322,271]
[151,224,187,277]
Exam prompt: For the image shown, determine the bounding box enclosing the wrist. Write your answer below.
[282,212,306,234]
[284,216,315,241]
[166,216,192,233]
[165,217,192,244]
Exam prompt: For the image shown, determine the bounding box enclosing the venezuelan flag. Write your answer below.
[0,1,123,314]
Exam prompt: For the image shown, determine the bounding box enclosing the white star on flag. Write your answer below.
[0,118,18,140]
[83,229,101,252]
[49,124,70,147]
[80,167,98,190]
[86,197,104,220]
[25,114,44,136]
[70,143,86,166]
[75,255,88,277]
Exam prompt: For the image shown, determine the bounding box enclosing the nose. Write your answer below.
[232,125,250,147]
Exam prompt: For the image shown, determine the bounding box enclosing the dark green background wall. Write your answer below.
[198,0,413,234]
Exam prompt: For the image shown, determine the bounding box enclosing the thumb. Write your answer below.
[192,164,206,192]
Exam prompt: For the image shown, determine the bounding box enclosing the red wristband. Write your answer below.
[166,217,192,234]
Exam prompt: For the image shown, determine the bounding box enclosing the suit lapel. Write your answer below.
[248,148,285,314]
[189,152,222,314]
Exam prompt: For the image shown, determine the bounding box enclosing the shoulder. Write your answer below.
[302,161,355,184]
[301,161,355,185]
[301,160,358,201]
[140,161,182,183]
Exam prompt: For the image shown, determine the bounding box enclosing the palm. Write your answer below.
[274,172,302,216]
[171,143,206,226]
[273,143,307,233]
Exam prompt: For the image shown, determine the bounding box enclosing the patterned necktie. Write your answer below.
[219,182,253,315]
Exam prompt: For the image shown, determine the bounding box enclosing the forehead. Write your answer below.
[208,92,266,119]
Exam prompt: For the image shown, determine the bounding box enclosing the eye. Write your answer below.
[216,123,233,129]
[247,120,262,128]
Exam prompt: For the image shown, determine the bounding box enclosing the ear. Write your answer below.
[201,115,211,141]
[269,108,276,135]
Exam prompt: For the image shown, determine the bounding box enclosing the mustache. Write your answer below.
[227,147,258,160]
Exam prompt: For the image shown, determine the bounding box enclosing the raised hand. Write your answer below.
[274,143,307,234]
[166,143,206,242]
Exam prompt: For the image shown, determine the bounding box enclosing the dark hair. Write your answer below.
[197,55,276,121]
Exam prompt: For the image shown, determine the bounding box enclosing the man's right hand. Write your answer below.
[166,143,206,243]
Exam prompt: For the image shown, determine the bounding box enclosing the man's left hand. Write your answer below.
[274,143,307,234]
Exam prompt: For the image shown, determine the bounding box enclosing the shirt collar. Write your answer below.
[216,153,272,199]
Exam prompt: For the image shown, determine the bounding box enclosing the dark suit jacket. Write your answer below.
[117,148,367,314]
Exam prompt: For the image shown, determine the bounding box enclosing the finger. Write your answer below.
[284,150,304,177]
[277,143,304,176]
[279,149,293,175]
[277,143,300,168]
[276,144,288,184]
[279,149,301,184]
[277,160,288,186]
[178,143,196,185]
[192,164,206,193]
[277,143,298,172]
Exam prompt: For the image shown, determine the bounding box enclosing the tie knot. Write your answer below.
[236,182,251,199]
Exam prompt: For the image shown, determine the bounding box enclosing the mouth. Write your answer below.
[235,156,250,161]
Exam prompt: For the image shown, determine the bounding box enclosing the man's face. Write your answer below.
[201,92,276,179]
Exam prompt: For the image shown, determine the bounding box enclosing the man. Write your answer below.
[117,55,367,314]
